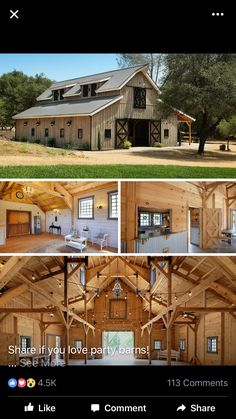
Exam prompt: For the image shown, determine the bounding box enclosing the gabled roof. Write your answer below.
[37,64,160,101]
[13,96,123,119]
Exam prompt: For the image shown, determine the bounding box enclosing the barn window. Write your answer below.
[20,336,31,351]
[82,85,89,97]
[78,196,94,219]
[150,267,156,286]
[78,129,83,139]
[60,128,64,138]
[108,191,118,219]
[91,83,97,96]
[105,129,111,139]
[45,128,49,137]
[31,128,35,136]
[207,336,218,353]
[164,129,169,138]
[74,340,83,349]
[53,90,59,101]
[139,212,151,226]
[153,213,162,225]
[154,340,162,350]
[179,339,186,351]
[60,89,64,100]
[80,268,85,287]
[133,87,146,109]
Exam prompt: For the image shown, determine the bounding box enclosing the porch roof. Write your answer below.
[13,96,123,119]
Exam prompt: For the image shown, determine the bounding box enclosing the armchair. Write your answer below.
[92,233,108,250]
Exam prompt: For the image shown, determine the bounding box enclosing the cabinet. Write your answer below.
[136,231,188,253]
[34,216,41,234]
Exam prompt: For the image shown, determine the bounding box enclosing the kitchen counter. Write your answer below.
[136,231,188,253]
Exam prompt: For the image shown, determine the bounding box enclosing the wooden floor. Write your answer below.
[0,233,117,254]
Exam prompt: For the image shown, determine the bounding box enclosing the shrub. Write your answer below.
[20,137,27,142]
[47,138,56,147]
[97,131,102,150]
[154,142,162,147]
[64,142,72,149]
[34,139,41,144]
[123,139,132,149]
[78,142,90,150]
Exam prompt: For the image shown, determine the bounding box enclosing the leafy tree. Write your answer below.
[117,53,165,86]
[0,71,52,127]
[161,54,236,154]
[217,116,236,138]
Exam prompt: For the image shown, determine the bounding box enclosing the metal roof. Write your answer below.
[37,64,150,101]
[13,96,123,119]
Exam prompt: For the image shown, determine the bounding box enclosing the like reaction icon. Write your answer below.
[24,403,34,412]
[8,378,17,388]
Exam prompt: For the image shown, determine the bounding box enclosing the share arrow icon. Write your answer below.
[176,404,186,412]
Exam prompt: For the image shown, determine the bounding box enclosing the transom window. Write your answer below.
[78,196,94,219]
[207,336,218,353]
[154,340,162,350]
[108,191,118,219]
[179,339,186,351]
[133,87,146,109]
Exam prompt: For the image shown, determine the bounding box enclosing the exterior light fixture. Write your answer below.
[66,120,72,126]
[23,121,28,126]
[50,120,55,126]
[36,121,40,126]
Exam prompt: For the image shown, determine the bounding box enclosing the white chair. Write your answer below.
[92,233,108,250]
[64,228,79,243]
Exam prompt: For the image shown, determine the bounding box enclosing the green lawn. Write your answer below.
[0,165,235,178]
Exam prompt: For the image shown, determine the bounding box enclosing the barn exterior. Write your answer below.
[13,65,193,150]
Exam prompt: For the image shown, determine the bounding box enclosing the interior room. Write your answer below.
[0,181,118,253]
[121,181,236,253]
[0,255,235,366]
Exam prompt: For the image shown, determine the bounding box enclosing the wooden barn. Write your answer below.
[0,181,118,253]
[12,65,194,150]
[121,181,236,253]
[0,255,235,366]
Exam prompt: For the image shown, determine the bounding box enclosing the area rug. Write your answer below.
[25,239,114,254]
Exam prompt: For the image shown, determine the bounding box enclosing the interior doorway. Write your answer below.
[46,334,61,361]
[188,207,200,248]
[102,331,134,361]
[129,120,149,146]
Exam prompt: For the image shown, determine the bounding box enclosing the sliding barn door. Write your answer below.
[115,119,128,148]
[7,210,31,237]
[202,208,222,249]
[150,120,161,145]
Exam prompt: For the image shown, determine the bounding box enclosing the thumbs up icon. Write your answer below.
[24,403,34,412]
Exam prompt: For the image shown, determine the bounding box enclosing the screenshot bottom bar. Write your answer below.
[8,397,228,417]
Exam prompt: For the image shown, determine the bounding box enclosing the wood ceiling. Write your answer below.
[0,181,116,212]
[0,256,235,330]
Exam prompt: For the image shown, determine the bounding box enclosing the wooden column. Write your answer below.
[40,313,44,347]
[126,182,136,253]
[221,312,225,365]
[167,265,172,366]
[64,256,69,366]
[187,122,192,145]
[84,293,88,365]
[148,296,152,365]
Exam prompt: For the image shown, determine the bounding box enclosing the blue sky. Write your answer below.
[0,54,118,81]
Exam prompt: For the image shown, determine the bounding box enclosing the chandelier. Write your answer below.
[22,185,34,196]
[112,278,123,297]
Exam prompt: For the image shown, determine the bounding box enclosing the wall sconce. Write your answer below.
[36,121,40,126]
[66,120,72,126]
[23,121,28,126]
[50,120,55,126]
[97,205,103,209]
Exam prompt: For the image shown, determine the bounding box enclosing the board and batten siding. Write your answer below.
[0,199,45,238]
[73,186,118,249]
[15,116,91,148]
[46,208,72,236]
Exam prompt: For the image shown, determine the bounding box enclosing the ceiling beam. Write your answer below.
[177,307,236,313]
[54,182,73,210]
[141,273,220,331]
[120,257,150,282]
[0,307,57,313]
[0,256,32,289]
[0,284,28,307]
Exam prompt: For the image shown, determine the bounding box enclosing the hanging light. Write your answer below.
[188,290,192,297]
[22,185,34,197]
[112,278,123,297]
[32,273,35,281]
[59,281,62,288]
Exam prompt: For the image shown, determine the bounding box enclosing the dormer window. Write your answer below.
[83,85,89,97]
[91,83,97,96]
[133,87,146,109]
[60,89,64,100]
[53,90,59,101]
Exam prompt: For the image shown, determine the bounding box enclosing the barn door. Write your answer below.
[7,210,31,237]
[202,208,222,249]
[150,120,161,145]
[115,119,128,148]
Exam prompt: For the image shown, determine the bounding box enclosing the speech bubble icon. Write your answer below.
[91,404,100,412]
